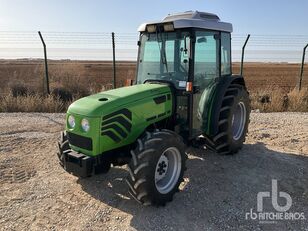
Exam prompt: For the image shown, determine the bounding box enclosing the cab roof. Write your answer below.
[138,11,233,33]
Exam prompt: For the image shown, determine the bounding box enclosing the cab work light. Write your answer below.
[146,25,157,33]
[163,23,174,32]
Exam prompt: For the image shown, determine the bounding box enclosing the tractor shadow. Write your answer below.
[77,143,308,230]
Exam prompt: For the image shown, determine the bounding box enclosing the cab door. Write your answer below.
[191,31,220,137]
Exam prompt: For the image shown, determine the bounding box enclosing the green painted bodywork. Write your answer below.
[66,83,172,156]
[198,75,244,136]
[198,81,217,135]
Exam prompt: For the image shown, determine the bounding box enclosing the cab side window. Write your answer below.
[194,31,219,88]
[221,32,231,76]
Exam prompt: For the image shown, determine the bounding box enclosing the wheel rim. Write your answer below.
[155,147,182,194]
[231,101,247,141]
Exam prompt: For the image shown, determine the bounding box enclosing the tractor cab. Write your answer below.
[136,11,234,139]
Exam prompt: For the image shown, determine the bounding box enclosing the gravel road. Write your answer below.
[0,112,307,231]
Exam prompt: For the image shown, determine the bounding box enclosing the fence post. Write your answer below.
[240,34,251,76]
[38,31,50,95]
[298,44,308,91]
[112,32,116,89]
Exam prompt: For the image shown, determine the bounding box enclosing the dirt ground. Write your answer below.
[0,112,308,231]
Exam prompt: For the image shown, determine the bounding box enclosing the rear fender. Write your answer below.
[199,75,246,136]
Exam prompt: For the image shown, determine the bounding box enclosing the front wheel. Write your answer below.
[57,131,111,174]
[126,130,187,206]
[57,131,70,167]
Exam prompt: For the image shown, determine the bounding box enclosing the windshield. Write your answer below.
[136,31,191,89]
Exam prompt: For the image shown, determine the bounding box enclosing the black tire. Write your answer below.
[57,131,70,167]
[126,129,187,206]
[206,84,250,154]
[57,131,111,174]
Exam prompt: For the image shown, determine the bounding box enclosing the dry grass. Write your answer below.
[287,88,308,111]
[1,86,307,113]
[0,80,98,113]
[0,93,72,113]
[250,87,308,112]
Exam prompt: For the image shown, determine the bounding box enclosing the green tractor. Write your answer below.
[57,11,250,206]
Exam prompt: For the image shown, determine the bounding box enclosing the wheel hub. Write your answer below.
[155,155,169,181]
[231,101,247,140]
[154,147,182,194]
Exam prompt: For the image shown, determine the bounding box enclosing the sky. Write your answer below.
[1,0,307,34]
[0,0,307,61]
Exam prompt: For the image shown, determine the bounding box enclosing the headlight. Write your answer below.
[81,118,90,132]
[68,115,75,128]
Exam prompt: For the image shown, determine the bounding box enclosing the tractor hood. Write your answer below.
[67,83,171,117]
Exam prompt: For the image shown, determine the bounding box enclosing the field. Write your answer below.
[0,60,308,93]
[0,60,307,113]
[0,60,137,95]
[0,112,307,230]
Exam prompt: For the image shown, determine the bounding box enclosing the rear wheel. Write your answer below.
[126,129,187,206]
[206,84,250,154]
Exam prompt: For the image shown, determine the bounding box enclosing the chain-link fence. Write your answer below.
[0,31,307,95]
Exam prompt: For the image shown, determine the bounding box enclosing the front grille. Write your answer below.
[67,132,93,151]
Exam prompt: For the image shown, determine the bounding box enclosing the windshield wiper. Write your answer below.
[156,29,171,77]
